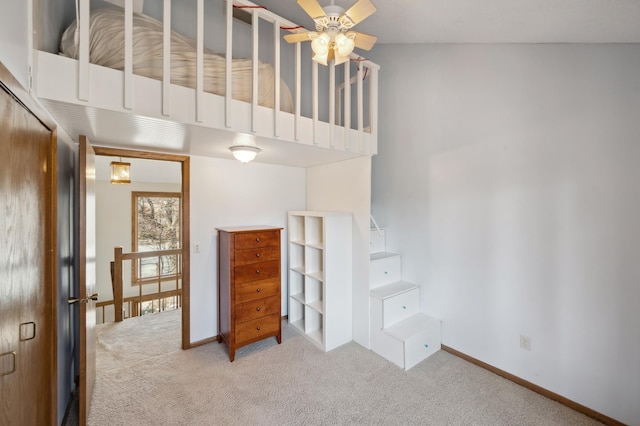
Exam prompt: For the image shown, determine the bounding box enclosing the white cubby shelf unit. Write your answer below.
[287,211,352,351]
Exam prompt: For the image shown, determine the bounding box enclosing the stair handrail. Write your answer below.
[370,215,384,236]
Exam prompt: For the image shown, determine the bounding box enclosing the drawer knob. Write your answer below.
[256,238,260,242]
[256,307,261,311]
[256,253,261,257]
[256,288,261,293]
[256,269,260,274]
[257,326,261,331]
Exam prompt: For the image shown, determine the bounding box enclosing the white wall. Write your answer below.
[371,43,640,424]
[189,155,306,342]
[307,156,372,347]
[0,0,30,88]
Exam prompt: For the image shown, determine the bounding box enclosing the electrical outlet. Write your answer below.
[193,242,201,253]
[520,334,531,351]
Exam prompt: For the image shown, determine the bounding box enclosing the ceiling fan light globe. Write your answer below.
[311,33,331,55]
[334,33,355,57]
[334,52,350,65]
[312,52,329,66]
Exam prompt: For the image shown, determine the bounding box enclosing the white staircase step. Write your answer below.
[369,252,401,289]
[370,312,442,371]
[370,280,419,300]
[384,313,442,370]
[370,281,420,328]
[369,228,386,254]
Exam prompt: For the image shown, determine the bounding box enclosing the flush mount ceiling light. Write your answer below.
[284,0,377,66]
[229,145,261,163]
[110,158,131,184]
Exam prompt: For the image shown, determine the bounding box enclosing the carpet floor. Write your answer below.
[89,309,602,425]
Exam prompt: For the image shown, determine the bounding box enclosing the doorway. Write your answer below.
[92,147,191,349]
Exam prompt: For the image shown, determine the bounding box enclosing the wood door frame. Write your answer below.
[0,62,58,422]
[92,146,191,349]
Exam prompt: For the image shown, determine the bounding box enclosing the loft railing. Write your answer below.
[96,289,181,324]
[74,0,379,151]
[109,246,183,322]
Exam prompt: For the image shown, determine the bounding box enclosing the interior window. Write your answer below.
[132,192,181,284]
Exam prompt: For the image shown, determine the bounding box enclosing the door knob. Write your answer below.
[68,293,99,304]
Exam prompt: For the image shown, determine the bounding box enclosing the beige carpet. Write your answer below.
[90,310,601,425]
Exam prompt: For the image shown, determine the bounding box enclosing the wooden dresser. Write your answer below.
[216,226,283,361]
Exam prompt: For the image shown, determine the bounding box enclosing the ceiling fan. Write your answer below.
[284,0,378,66]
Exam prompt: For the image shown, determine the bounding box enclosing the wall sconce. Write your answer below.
[110,158,131,184]
[229,145,261,163]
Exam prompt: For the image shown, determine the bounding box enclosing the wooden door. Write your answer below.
[0,65,57,424]
[79,135,97,424]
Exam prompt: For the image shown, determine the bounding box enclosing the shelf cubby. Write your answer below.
[305,246,323,279]
[289,242,305,271]
[305,306,323,338]
[305,276,323,307]
[304,216,324,248]
[289,215,305,244]
[289,270,304,302]
[289,298,305,334]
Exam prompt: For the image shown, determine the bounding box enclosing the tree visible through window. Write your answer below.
[132,192,181,284]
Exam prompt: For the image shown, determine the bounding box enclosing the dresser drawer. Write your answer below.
[235,295,280,323]
[235,231,279,249]
[234,260,279,283]
[234,246,279,266]
[235,277,280,304]
[235,313,281,345]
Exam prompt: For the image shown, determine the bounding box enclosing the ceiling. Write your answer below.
[258,0,640,44]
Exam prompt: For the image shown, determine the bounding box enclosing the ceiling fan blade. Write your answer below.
[284,32,312,43]
[297,0,326,20]
[343,0,376,25]
[353,32,377,51]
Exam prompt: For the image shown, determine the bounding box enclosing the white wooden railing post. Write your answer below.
[357,64,364,151]
[251,9,259,133]
[124,0,133,109]
[162,0,171,116]
[329,60,335,148]
[336,88,342,126]
[294,42,301,142]
[225,0,233,128]
[78,0,90,101]
[369,67,378,155]
[273,19,281,137]
[344,61,351,150]
[312,61,319,145]
[196,0,204,123]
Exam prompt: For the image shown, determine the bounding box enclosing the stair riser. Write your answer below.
[370,255,401,289]
[381,288,419,328]
[404,325,441,370]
